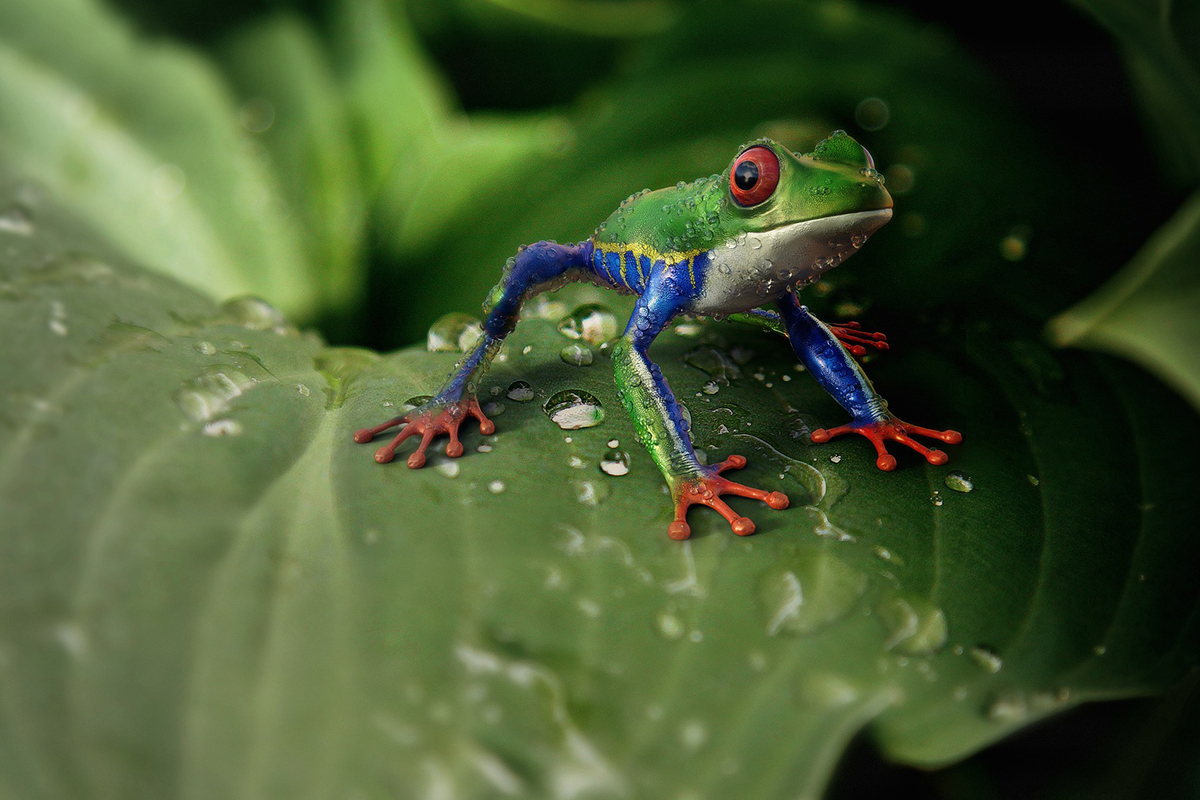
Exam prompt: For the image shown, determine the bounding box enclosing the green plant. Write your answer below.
[1,1,1197,798]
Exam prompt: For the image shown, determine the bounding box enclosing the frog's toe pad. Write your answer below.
[669,455,788,539]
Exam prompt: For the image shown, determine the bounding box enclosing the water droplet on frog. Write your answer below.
[194,340,217,356]
[488,480,506,494]
[427,312,483,353]
[203,418,242,437]
[747,234,762,250]
[876,593,947,655]
[930,492,945,507]
[559,343,594,366]
[506,380,535,402]
[969,645,1003,673]
[543,390,605,430]
[0,204,34,236]
[599,448,630,476]
[945,470,974,493]
[557,303,618,345]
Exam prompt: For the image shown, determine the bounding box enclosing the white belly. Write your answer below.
[690,209,892,315]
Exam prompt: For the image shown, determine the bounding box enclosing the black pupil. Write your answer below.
[734,160,760,191]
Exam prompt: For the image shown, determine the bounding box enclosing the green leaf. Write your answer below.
[3,170,1197,798]
[1050,0,1200,413]
[1050,189,1200,412]
[219,13,368,315]
[0,0,316,315]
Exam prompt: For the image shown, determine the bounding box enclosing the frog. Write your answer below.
[354,131,961,540]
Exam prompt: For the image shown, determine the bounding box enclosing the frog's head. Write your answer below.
[714,131,892,291]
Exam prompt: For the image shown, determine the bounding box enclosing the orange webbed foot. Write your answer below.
[811,416,961,470]
[668,454,790,540]
[354,397,495,467]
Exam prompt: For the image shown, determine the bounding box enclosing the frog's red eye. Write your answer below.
[730,146,780,206]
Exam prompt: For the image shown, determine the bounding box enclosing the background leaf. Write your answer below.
[0,0,316,315]
[1050,0,1200,414]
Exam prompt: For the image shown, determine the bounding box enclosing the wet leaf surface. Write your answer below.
[2,172,1197,799]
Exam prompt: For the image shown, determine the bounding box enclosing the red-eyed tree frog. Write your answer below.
[355,131,961,539]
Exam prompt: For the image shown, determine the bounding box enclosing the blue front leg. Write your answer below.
[355,240,596,466]
[776,292,962,470]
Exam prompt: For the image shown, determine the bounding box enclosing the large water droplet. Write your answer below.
[945,471,974,493]
[544,390,605,430]
[506,380,535,402]
[560,343,594,366]
[218,296,288,331]
[599,448,630,476]
[557,303,619,345]
[427,312,483,353]
[876,593,947,655]
[758,550,867,636]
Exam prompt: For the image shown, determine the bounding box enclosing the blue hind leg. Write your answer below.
[775,293,961,470]
[355,240,594,466]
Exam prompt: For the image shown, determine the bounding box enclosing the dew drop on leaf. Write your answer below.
[557,303,618,345]
[876,593,948,656]
[599,449,630,477]
[506,380,535,402]
[969,645,1003,673]
[944,470,974,493]
[559,343,594,366]
[544,390,605,430]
